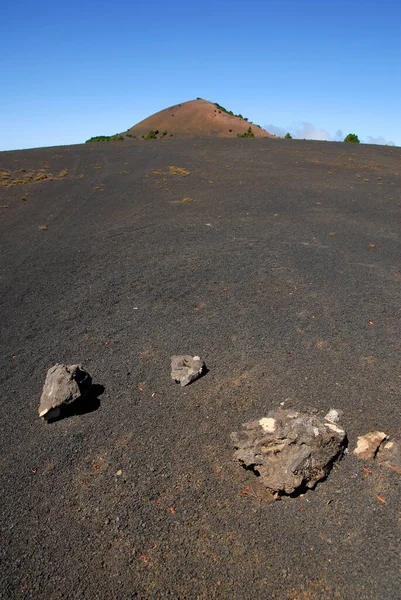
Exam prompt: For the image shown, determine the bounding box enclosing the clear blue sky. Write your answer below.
[1,0,400,150]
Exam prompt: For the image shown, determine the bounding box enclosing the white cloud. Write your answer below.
[365,136,394,146]
[264,123,396,145]
[334,129,344,141]
[264,122,334,141]
[293,123,331,141]
[264,124,287,137]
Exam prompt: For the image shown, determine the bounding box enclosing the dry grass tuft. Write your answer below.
[38,224,48,230]
[168,166,190,176]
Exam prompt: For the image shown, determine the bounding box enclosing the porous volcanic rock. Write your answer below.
[171,355,205,386]
[38,363,92,420]
[231,408,347,494]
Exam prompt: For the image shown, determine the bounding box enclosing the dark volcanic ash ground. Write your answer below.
[0,137,400,599]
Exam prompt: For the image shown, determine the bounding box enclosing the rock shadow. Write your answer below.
[46,384,105,422]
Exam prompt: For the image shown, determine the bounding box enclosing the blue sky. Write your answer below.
[1,0,400,150]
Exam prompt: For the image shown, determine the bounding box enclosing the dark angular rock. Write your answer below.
[231,407,347,494]
[377,439,401,474]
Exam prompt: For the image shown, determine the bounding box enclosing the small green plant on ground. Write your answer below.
[344,133,360,143]
[285,133,293,139]
[145,130,157,139]
[237,126,255,138]
[161,130,168,137]
[85,134,124,143]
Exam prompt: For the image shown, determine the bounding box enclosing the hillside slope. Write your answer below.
[126,98,275,138]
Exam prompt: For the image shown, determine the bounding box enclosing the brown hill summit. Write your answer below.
[126,99,275,139]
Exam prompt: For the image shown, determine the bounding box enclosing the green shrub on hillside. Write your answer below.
[285,133,293,139]
[214,102,250,122]
[237,126,255,138]
[85,134,125,143]
[344,133,360,144]
[145,130,157,139]
[214,102,234,116]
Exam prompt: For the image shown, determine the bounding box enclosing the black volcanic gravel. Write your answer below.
[0,138,400,599]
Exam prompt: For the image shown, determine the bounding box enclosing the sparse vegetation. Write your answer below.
[237,126,255,138]
[214,103,250,122]
[344,133,360,144]
[145,129,162,140]
[85,134,124,143]
[168,166,190,176]
[0,167,69,186]
[229,129,232,132]
[285,133,293,139]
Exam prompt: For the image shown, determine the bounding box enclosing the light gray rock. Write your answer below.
[325,408,342,424]
[38,363,92,420]
[231,407,347,494]
[353,431,387,461]
[171,355,205,386]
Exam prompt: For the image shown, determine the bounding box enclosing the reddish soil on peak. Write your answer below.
[126,98,275,139]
